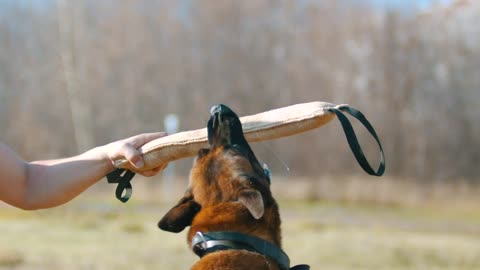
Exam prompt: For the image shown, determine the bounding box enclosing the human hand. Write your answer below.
[102,132,168,177]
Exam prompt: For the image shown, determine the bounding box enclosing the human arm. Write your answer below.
[0,132,166,210]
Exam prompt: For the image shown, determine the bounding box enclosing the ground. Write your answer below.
[1,177,479,270]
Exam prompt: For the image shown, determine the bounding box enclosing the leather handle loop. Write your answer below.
[106,169,136,202]
[328,106,386,176]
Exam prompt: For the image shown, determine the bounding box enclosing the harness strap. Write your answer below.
[106,168,135,203]
[192,231,309,270]
[290,265,310,270]
[192,232,289,270]
[328,105,385,176]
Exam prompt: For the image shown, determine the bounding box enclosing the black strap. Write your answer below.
[192,231,293,270]
[106,168,136,203]
[328,106,385,176]
[290,265,310,270]
[193,239,257,257]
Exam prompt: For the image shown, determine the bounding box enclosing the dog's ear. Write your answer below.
[238,189,264,220]
[158,191,201,233]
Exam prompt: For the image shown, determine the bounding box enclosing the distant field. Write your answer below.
[1,177,479,270]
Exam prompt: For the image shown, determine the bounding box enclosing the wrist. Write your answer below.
[83,145,116,174]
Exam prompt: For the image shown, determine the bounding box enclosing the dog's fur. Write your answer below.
[158,105,282,270]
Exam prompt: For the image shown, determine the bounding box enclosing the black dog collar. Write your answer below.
[192,231,309,270]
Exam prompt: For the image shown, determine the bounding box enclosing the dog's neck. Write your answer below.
[186,201,282,248]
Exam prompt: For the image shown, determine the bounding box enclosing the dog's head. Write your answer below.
[158,104,273,233]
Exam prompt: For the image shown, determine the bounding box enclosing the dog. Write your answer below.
[158,104,308,270]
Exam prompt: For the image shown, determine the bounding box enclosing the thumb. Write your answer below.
[122,145,145,169]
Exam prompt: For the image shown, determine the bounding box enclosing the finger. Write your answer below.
[139,170,158,177]
[139,167,163,177]
[129,132,168,148]
[121,144,145,169]
[138,163,167,177]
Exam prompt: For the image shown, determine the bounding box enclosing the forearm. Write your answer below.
[0,132,166,210]
[23,147,114,210]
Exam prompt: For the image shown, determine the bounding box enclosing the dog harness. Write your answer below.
[192,231,310,270]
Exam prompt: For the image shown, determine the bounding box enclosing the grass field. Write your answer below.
[1,177,479,270]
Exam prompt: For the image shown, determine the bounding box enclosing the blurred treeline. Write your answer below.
[0,0,478,182]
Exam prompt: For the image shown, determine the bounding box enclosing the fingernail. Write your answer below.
[135,159,144,168]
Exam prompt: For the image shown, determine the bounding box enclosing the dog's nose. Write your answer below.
[210,105,222,116]
[210,104,231,116]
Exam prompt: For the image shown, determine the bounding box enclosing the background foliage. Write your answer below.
[1,0,479,182]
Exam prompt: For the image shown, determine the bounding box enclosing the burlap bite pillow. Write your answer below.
[107,101,385,202]
[114,101,336,172]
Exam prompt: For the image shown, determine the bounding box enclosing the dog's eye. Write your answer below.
[239,175,256,185]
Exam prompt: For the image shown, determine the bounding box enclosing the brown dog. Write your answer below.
[158,105,307,270]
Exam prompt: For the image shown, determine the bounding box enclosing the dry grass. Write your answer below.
[0,249,24,268]
[1,177,479,270]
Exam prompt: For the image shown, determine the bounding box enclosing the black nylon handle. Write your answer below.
[106,168,136,202]
[328,106,385,176]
